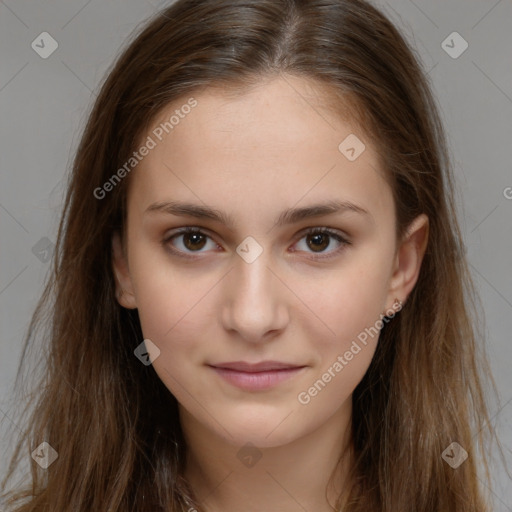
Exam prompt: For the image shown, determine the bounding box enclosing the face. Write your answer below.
[112,75,428,449]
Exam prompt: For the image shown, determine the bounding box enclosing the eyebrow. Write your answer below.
[144,199,372,228]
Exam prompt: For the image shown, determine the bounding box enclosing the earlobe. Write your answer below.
[111,231,137,309]
[387,213,429,308]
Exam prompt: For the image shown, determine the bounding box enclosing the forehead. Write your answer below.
[127,76,392,227]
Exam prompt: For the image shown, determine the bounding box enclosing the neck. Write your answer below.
[180,401,354,512]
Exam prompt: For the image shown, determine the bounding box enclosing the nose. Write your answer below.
[221,252,289,344]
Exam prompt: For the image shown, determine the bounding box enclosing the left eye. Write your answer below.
[293,228,349,256]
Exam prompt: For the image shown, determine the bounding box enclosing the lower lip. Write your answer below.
[209,366,306,391]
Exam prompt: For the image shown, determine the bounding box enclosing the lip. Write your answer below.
[208,361,307,391]
[211,360,305,372]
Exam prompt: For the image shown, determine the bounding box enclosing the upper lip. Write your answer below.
[209,361,306,372]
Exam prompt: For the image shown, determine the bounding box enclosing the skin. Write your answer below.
[112,74,429,512]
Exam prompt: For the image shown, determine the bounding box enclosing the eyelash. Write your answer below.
[162,226,351,261]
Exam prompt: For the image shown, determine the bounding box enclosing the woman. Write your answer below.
[0,0,503,510]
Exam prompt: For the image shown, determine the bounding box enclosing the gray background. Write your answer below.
[0,0,511,509]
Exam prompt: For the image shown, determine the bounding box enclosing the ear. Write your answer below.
[386,213,429,309]
[112,231,137,309]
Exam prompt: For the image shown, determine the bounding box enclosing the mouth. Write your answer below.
[207,361,308,391]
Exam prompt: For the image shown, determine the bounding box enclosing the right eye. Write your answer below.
[163,227,219,257]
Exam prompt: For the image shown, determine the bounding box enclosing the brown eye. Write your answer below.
[306,232,330,252]
[182,232,207,251]
[164,228,217,256]
[293,228,351,259]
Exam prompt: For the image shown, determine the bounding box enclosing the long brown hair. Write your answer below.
[1,0,505,510]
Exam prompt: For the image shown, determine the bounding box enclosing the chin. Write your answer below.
[208,406,310,449]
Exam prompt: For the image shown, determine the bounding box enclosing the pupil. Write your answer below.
[184,233,206,250]
[308,233,328,252]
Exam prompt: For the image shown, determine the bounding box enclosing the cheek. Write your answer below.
[293,252,391,352]
[135,274,214,356]
[133,267,214,403]
[128,242,213,365]
[293,264,386,413]
[295,344,375,426]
